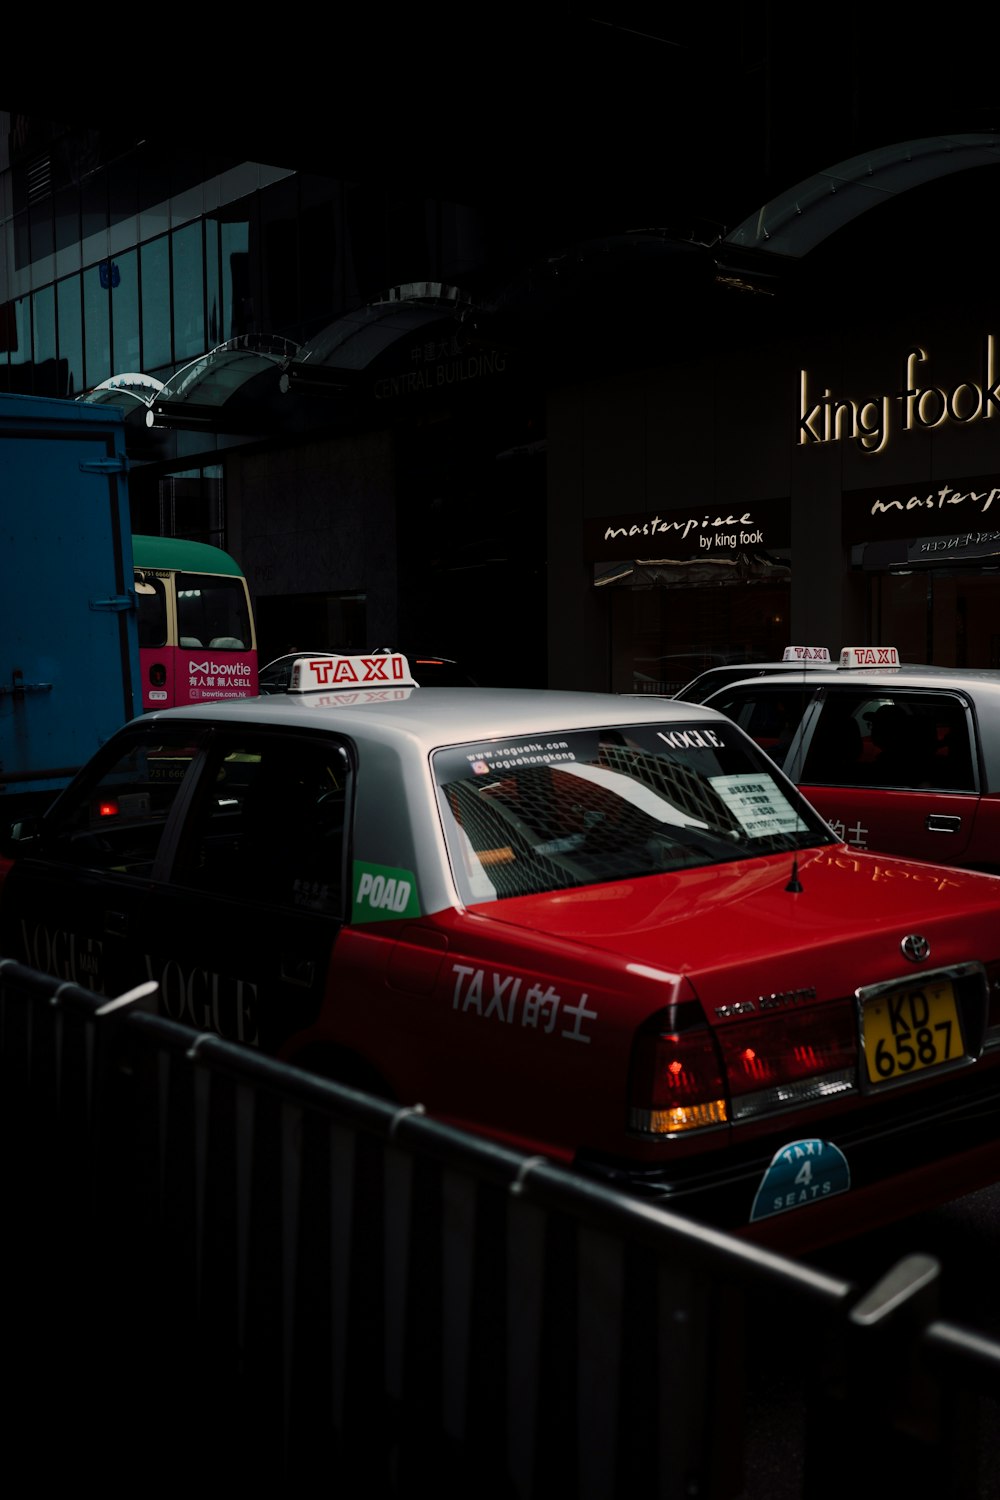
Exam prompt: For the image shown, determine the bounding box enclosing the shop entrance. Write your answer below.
[868,570,1000,668]
[608,576,792,695]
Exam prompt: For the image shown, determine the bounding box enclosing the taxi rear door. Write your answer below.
[0,724,203,997]
[785,686,981,866]
[147,729,351,1052]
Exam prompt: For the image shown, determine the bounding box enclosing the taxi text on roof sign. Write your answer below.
[287,653,419,692]
[839,645,900,669]
[782,646,831,662]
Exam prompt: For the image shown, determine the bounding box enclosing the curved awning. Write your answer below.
[145,336,299,432]
[79,372,165,407]
[281,283,479,393]
[76,371,170,453]
[723,134,1000,259]
[283,236,716,396]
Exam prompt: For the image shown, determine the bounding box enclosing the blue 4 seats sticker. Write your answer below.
[750,1139,851,1222]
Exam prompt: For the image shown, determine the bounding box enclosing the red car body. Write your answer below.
[3,654,1000,1254]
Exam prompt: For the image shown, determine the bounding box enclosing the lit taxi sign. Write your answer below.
[781,646,831,662]
[287,653,419,693]
[839,645,900,669]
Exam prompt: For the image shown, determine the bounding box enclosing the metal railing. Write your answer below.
[2,956,1000,1497]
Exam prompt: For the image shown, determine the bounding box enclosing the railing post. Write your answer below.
[803,1252,948,1497]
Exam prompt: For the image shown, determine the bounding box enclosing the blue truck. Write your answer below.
[0,392,141,822]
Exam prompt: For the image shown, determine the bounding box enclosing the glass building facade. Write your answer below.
[0,113,512,564]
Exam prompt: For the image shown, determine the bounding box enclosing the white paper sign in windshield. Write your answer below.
[710,774,801,838]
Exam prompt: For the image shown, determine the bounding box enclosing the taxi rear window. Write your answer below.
[432,722,835,903]
[37,738,199,876]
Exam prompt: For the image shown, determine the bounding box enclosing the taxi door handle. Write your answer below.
[926,814,962,834]
[104,909,128,936]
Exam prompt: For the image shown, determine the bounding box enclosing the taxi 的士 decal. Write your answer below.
[4,651,1000,1253]
[698,648,1000,876]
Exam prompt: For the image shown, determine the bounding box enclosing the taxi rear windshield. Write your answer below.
[433,721,836,903]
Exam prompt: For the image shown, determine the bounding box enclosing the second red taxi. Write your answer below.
[699,645,1000,873]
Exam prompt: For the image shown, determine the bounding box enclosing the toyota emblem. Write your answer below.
[901,934,930,963]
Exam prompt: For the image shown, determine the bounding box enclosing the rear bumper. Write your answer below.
[575,1071,1000,1254]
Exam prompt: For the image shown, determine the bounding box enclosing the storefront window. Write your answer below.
[111,249,140,373]
[609,576,792,695]
[870,571,1000,669]
[29,195,54,263]
[54,185,80,256]
[158,466,225,548]
[81,166,108,243]
[205,218,220,346]
[141,236,171,370]
[83,261,111,388]
[172,221,204,362]
[220,216,251,340]
[32,285,56,394]
[8,296,30,389]
[56,275,83,395]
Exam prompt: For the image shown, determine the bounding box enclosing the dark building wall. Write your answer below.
[228,429,397,662]
[549,164,1000,689]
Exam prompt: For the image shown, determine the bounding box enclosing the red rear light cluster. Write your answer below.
[718,1004,857,1119]
[628,1023,727,1134]
[629,1002,858,1136]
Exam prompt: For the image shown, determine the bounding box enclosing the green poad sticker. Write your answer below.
[352,860,421,922]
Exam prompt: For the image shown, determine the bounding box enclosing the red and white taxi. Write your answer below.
[3,651,1000,1252]
[701,646,1000,873]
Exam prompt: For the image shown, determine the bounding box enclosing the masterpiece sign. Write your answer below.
[843,474,1000,543]
[586,499,789,562]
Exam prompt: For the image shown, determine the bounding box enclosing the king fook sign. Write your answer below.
[799,334,1000,455]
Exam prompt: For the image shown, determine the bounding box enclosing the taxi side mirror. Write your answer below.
[0,815,39,854]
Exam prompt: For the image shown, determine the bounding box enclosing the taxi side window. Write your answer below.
[39,733,196,875]
[802,691,976,792]
[706,686,813,767]
[173,736,349,914]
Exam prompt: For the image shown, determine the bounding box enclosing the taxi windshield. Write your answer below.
[433,720,836,903]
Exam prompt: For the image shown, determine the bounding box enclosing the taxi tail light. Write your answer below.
[718,1002,858,1099]
[628,1012,728,1135]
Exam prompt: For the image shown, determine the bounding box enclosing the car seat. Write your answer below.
[801,713,864,784]
[867,705,936,787]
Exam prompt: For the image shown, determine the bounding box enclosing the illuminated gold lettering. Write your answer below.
[801,335,997,453]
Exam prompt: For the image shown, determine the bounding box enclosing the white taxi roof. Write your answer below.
[144,673,738,754]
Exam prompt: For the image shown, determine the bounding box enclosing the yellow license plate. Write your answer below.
[862,978,963,1084]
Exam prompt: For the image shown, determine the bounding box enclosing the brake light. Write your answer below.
[718,1003,857,1119]
[629,1001,858,1136]
[628,1019,727,1134]
[720,1005,856,1092]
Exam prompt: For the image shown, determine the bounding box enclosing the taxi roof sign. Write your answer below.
[839,645,900,669]
[287,652,419,693]
[781,646,831,662]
